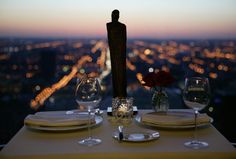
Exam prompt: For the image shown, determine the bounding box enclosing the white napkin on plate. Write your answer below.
[24,111,95,127]
[141,111,211,126]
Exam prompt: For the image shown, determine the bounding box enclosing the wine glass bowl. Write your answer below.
[183,77,210,149]
[75,75,102,146]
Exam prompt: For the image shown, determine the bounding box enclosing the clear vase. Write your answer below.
[152,90,169,112]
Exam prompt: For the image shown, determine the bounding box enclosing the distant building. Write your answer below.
[39,48,56,84]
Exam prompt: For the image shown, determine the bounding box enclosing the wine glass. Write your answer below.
[75,75,102,146]
[183,77,210,149]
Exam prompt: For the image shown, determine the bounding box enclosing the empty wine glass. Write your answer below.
[183,77,210,149]
[75,75,102,146]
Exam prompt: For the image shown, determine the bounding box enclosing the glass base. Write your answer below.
[78,138,102,146]
[184,140,208,149]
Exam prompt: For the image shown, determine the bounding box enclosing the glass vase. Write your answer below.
[152,90,169,112]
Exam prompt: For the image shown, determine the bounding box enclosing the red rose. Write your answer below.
[142,71,174,88]
[142,72,157,87]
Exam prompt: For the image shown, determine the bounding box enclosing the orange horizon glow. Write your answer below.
[1,0,236,39]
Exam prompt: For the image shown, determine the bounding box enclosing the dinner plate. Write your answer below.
[113,131,160,142]
[26,115,103,132]
[135,111,212,129]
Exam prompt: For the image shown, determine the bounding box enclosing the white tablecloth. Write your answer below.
[1,110,236,159]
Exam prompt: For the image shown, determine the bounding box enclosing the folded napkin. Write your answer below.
[141,111,211,127]
[24,111,95,127]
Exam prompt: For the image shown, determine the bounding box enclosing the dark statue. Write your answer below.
[107,9,127,98]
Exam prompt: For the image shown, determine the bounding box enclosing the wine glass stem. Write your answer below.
[88,109,92,139]
[194,110,198,142]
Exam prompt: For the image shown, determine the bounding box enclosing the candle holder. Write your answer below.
[112,97,133,125]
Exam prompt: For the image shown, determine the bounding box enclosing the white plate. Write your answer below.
[26,115,103,132]
[135,111,212,129]
[113,131,160,142]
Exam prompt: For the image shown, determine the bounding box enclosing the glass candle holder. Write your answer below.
[112,97,133,125]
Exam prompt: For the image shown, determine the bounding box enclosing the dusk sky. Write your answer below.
[0,0,236,39]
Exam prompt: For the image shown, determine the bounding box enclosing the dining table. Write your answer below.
[0,109,236,159]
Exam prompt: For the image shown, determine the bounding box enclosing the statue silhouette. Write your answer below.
[107,9,127,98]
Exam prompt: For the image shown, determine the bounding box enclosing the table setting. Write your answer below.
[23,75,213,147]
[1,75,236,159]
[21,75,219,145]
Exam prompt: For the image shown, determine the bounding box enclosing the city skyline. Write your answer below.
[0,0,236,39]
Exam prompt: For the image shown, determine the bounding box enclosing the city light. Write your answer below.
[30,55,93,109]
[0,38,235,111]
